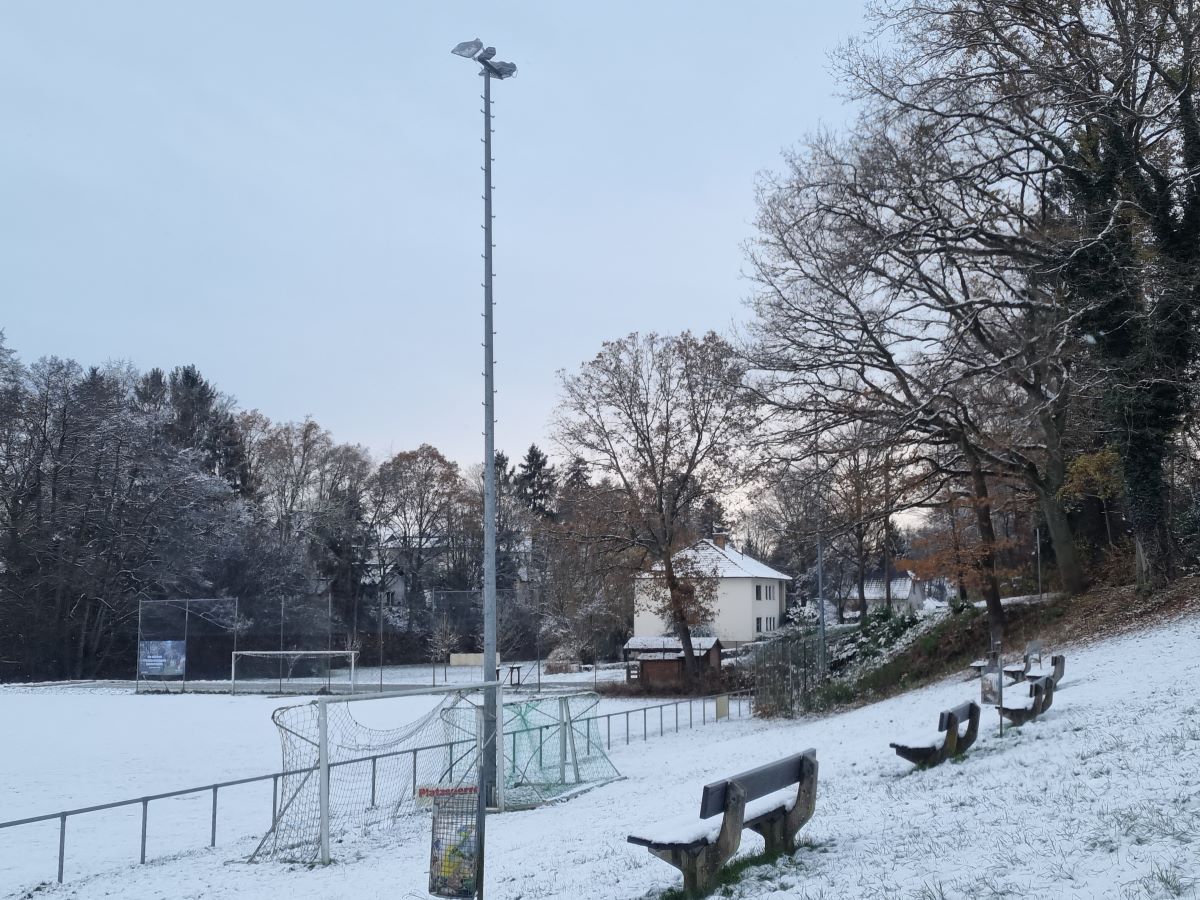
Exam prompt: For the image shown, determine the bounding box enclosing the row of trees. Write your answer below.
[0,336,638,680]
[739,0,1200,644]
[551,1,1200,663]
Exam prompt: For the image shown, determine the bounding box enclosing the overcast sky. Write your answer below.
[2,2,866,468]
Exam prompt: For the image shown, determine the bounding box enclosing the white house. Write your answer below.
[632,535,791,644]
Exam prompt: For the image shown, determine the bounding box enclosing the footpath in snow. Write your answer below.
[4,612,1199,900]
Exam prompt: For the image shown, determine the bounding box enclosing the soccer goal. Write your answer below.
[230,650,358,694]
[251,686,621,865]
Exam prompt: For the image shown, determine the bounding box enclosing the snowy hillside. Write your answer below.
[4,611,1198,900]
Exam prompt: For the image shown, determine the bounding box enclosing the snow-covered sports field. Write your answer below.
[4,613,1199,900]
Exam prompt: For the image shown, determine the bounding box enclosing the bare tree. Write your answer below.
[554,331,757,680]
[831,0,1200,587]
[374,445,460,630]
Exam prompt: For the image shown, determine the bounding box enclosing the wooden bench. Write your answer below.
[997,674,1055,726]
[627,750,818,897]
[1002,641,1043,681]
[890,701,981,768]
[1026,654,1065,687]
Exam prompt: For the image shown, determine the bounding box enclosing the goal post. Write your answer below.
[230,650,358,694]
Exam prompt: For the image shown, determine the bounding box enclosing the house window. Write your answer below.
[756,585,762,601]
[767,616,776,630]
[756,616,762,633]
[385,590,395,604]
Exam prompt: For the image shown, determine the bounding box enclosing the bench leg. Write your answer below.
[650,783,745,897]
[957,705,980,754]
[1050,655,1065,687]
[1038,678,1054,713]
[748,755,818,855]
[938,715,959,763]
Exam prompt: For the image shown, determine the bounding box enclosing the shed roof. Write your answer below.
[624,636,721,654]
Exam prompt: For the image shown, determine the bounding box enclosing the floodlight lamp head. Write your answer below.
[476,46,496,61]
[451,38,483,58]
[482,59,517,79]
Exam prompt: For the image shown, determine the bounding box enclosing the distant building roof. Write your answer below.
[641,539,792,582]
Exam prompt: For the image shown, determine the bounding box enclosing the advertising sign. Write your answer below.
[980,666,1003,706]
[138,640,186,678]
[715,694,730,720]
[429,788,479,898]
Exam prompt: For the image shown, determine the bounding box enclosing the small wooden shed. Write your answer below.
[622,636,723,690]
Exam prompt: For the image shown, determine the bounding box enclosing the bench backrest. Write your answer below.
[938,701,979,732]
[699,749,816,819]
[1026,640,1043,663]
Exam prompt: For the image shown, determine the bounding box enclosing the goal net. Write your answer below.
[230,650,358,694]
[252,688,620,864]
[468,691,621,809]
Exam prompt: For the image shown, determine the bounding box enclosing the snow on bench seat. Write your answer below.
[628,811,723,848]
[627,788,799,848]
[998,688,1036,710]
[890,727,940,752]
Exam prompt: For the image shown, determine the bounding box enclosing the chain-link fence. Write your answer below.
[750,631,827,717]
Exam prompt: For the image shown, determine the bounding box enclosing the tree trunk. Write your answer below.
[883,455,893,612]
[1035,490,1086,595]
[963,442,1005,644]
[856,531,868,627]
[663,557,699,685]
[1124,436,1173,591]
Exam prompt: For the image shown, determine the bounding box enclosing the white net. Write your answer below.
[252,689,620,863]
[253,687,481,863]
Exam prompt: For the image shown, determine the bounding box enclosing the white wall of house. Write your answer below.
[634,576,788,644]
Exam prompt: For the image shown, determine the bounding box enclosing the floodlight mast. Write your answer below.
[452,37,516,900]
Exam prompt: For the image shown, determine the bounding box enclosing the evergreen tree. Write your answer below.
[515,443,557,518]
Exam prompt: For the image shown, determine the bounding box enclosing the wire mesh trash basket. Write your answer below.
[429,788,479,898]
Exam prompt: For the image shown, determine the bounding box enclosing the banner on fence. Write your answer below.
[138,640,186,678]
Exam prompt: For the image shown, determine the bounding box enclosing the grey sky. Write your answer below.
[2,2,866,468]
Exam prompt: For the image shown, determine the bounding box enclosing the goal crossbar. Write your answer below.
[231,650,359,694]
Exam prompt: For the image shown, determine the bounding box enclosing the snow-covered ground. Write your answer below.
[4,613,1199,899]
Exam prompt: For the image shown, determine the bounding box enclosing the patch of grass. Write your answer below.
[914,880,951,900]
[656,840,827,900]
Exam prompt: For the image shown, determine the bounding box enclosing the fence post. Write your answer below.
[210,787,218,847]
[140,800,148,864]
[642,708,647,741]
[625,710,630,745]
[411,751,418,801]
[371,757,378,807]
[606,716,611,749]
[58,814,66,883]
[318,701,330,865]
[272,775,279,826]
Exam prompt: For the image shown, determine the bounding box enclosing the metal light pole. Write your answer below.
[452,37,517,900]
[1035,525,1042,599]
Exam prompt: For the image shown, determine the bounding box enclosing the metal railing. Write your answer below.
[0,689,753,887]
